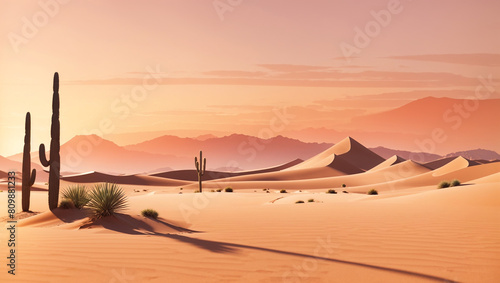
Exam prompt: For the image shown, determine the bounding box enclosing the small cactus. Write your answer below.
[22,112,36,212]
[39,72,61,210]
[195,151,206,193]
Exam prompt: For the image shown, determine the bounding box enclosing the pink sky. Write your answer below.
[1,0,499,156]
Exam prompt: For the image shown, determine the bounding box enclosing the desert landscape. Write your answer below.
[1,131,500,282]
[2,1,500,282]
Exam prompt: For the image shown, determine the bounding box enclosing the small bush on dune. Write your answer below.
[367,189,378,195]
[61,185,89,209]
[225,187,233,192]
[342,184,346,188]
[280,189,287,193]
[450,179,461,187]
[342,190,348,194]
[141,209,159,219]
[326,189,337,194]
[59,199,75,209]
[194,190,201,193]
[216,189,222,192]
[86,183,128,219]
[438,181,451,189]
[308,199,314,203]
[296,200,304,204]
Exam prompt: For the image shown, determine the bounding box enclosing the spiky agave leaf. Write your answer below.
[61,185,89,209]
[86,183,128,218]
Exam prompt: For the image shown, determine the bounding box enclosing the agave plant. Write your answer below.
[61,185,89,209]
[86,183,128,218]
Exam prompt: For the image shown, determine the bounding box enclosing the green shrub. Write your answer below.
[61,185,89,209]
[326,189,337,194]
[280,189,287,193]
[141,209,159,219]
[308,199,314,203]
[86,183,128,219]
[450,179,461,187]
[59,199,75,209]
[296,200,304,204]
[368,189,378,195]
[438,181,450,189]
[225,187,233,192]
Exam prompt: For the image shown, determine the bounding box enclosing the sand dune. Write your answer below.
[469,172,500,184]
[3,137,499,282]
[0,170,11,180]
[5,178,500,282]
[368,155,405,172]
[431,156,470,177]
[61,171,191,186]
[288,137,385,172]
[151,158,303,181]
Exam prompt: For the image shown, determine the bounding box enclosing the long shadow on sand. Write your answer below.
[79,213,200,235]
[159,233,458,282]
[84,216,458,282]
[52,208,92,223]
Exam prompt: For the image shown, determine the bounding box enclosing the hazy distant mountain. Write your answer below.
[370,146,441,163]
[444,149,500,161]
[0,155,48,182]
[352,97,500,153]
[8,135,184,175]
[125,134,332,171]
[5,133,499,175]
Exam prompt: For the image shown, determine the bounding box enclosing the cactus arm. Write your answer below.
[39,143,51,167]
[30,169,36,186]
[202,158,206,175]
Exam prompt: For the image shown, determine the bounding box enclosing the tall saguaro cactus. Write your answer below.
[22,112,36,212]
[39,72,61,210]
[195,151,206,193]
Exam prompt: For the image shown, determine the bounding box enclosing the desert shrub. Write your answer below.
[367,189,378,195]
[86,183,128,218]
[59,199,75,209]
[225,187,233,192]
[180,188,183,190]
[280,189,287,193]
[437,181,450,189]
[61,185,89,209]
[342,190,348,194]
[216,189,222,192]
[326,189,337,194]
[342,184,346,188]
[211,189,215,192]
[194,190,201,193]
[308,199,314,203]
[141,209,159,219]
[450,179,461,187]
[296,200,304,204]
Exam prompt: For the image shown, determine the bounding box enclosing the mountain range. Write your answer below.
[2,133,499,175]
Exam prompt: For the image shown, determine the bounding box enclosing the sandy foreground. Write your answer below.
[0,178,499,282]
[1,138,499,282]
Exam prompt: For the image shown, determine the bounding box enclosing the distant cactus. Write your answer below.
[39,72,61,210]
[22,112,36,212]
[195,151,206,193]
